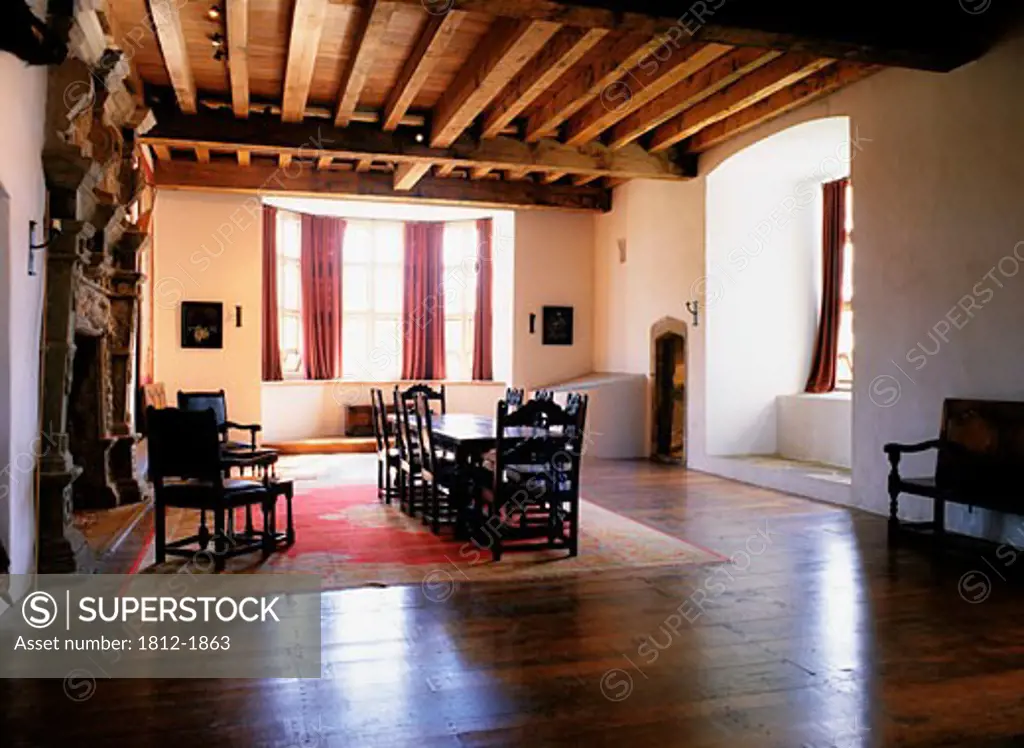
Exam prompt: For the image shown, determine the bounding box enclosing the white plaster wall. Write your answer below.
[0,26,48,573]
[777,393,852,469]
[593,32,1024,528]
[543,372,648,459]
[261,381,507,442]
[705,117,849,456]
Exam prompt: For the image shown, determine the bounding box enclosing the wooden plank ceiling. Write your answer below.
[114,0,1000,210]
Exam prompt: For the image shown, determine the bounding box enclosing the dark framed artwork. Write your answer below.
[542,306,574,346]
[181,301,224,349]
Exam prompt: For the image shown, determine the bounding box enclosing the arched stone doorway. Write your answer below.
[650,317,687,464]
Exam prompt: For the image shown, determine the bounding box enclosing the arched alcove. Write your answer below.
[650,317,687,464]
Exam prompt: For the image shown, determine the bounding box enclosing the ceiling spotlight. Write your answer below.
[415,132,424,143]
[209,33,225,48]
[207,6,222,20]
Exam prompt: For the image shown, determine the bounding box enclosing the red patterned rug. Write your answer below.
[137,483,721,591]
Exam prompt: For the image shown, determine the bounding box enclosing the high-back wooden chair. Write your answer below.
[505,387,525,410]
[392,388,424,516]
[399,383,446,414]
[413,393,459,535]
[177,389,262,451]
[472,398,583,561]
[370,388,399,504]
[147,406,271,571]
[533,389,554,402]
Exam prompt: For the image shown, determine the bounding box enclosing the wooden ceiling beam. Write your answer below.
[152,144,172,162]
[394,162,432,190]
[148,0,197,113]
[688,62,881,153]
[281,0,329,123]
[335,0,398,127]
[383,11,467,132]
[154,159,610,211]
[563,42,732,146]
[523,33,664,143]
[607,47,782,150]
[329,0,1009,71]
[481,27,608,139]
[431,18,562,148]
[226,0,250,118]
[650,53,834,152]
[195,146,210,163]
[143,108,696,181]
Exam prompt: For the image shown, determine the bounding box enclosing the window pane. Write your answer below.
[445,319,463,354]
[278,212,302,259]
[344,266,371,311]
[342,317,370,379]
[375,266,403,313]
[280,263,301,310]
[372,318,402,380]
[281,315,301,349]
[345,223,372,262]
[377,222,404,263]
[283,350,302,374]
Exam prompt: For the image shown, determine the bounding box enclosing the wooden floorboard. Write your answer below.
[6,458,1024,747]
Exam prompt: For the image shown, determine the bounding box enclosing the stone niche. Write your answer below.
[36,14,153,571]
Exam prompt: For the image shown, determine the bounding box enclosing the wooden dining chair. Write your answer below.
[177,389,262,451]
[533,389,554,402]
[413,393,460,535]
[147,406,274,571]
[471,398,583,561]
[505,387,525,409]
[399,383,446,414]
[392,388,425,515]
[370,388,399,504]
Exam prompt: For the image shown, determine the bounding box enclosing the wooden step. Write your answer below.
[264,437,377,455]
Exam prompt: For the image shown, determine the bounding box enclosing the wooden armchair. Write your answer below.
[177,389,262,451]
[886,399,1024,544]
[472,398,584,561]
[147,407,274,571]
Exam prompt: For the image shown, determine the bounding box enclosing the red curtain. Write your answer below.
[301,214,345,380]
[261,205,283,382]
[805,178,849,393]
[472,218,494,381]
[402,221,446,380]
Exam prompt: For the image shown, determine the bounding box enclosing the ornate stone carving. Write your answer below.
[74,281,110,337]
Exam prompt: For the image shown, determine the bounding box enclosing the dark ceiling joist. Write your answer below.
[142,106,697,181]
[153,160,612,212]
[360,0,1017,71]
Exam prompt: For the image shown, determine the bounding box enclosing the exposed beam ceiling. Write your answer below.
[480,27,608,139]
[523,33,664,142]
[226,0,250,118]
[382,11,467,131]
[607,47,782,150]
[563,42,733,146]
[393,162,432,190]
[431,18,562,147]
[649,53,834,153]
[154,160,612,211]
[688,62,881,153]
[335,0,398,127]
[148,0,196,113]
[281,0,329,123]
[143,108,696,181]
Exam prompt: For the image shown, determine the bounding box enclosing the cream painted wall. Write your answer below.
[513,211,595,389]
[0,31,48,573]
[594,32,1024,537]
[151,191,595,440]
[152,191,264,426]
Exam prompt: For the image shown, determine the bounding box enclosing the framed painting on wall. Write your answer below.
[542,306,574,346]
[181,301,224,349]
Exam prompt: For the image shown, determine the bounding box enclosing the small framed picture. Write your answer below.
[542,306,574,346]
[181,301,224,349]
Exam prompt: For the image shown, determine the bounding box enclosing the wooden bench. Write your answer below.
[885,398,1024,543]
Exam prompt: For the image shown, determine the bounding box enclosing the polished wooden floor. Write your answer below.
[6,458,1024,747]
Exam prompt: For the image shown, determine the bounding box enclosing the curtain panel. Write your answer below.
[805,177,849,393]
[472,217,494,381]
[261,205,283,382]
[300,214,346,380]
[401,221,447,380]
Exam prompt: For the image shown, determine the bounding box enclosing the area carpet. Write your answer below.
[136,483,721,591]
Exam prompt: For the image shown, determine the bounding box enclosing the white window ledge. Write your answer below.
[785,390,852,402]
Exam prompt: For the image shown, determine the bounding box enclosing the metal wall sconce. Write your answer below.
[28,219,62,276]
[685,299,700,328]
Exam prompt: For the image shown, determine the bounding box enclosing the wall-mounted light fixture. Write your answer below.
[685,299,700,328]
[206,5,223,21]
[28,219,62,276]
